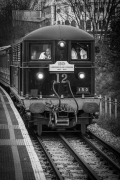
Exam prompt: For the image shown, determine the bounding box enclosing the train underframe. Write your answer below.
[9,89,99,135]
[0,83,99,135]
[32,111,92,135]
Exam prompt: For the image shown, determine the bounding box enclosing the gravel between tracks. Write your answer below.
[87,123,120,151]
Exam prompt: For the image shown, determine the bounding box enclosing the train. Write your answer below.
[0,25,100,135]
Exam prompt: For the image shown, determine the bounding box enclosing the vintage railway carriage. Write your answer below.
[0,25,99,135]
[0,45,11,87]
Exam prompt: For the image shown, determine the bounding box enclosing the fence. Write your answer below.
[99,95,120,119]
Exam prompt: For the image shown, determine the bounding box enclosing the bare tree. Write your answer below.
[57,0,120,39]
[85,0,120,39]
[55,0,84,27]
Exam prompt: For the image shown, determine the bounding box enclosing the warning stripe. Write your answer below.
[0,86,46,180]
[0,92,23,180]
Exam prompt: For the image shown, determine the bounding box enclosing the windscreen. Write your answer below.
[71,42,90,60]
[30,43,51,60]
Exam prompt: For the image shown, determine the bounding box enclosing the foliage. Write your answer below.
[97,114,120,136]
[95,40,114,96]
[94,12,120,100]
[95,43,120,101]
[109,16,120,63]
[107,15,120,101]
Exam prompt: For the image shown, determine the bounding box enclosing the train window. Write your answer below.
[30,44,51,60]
[12,43,21,62]
[71,43,89,60]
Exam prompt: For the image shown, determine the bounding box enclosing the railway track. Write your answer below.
[33,132,91,180]
[3,86,120,179]
[62,132,120,180]
[87,131,120,157]
[30,131,120,180]
[10,92,120,180]
[85,131,120,169]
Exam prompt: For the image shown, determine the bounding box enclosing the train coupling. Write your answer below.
[49,111,70,127]
[55,118,69,126]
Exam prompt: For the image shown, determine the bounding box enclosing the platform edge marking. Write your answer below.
[0,92,23,180]
[0,87,46,180]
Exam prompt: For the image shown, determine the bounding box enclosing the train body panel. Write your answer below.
[0,25,100,134]
[0,45,11,87]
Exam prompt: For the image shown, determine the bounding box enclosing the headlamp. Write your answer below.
[58,41,66,48]
[37,72,44,80]
[78,72,85,79]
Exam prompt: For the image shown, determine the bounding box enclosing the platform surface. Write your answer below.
[0,86,46,180]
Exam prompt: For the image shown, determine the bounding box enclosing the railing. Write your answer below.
[99,95,120,119]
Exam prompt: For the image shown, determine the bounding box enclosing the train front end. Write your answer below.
[19,25,100,134]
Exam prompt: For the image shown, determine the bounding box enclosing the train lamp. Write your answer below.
[58,41,66,49]
[78,72,85,79]
[37,72,44,80]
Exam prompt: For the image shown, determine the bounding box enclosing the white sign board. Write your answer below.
[49,61,74,72]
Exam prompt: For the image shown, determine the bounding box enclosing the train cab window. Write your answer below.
[30,44,51,60]
[71,43,89,60]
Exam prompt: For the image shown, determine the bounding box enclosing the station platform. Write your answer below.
[0,86,46,180]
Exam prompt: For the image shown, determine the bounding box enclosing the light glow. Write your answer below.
[37,72,44,79]
[58,41,66,48]
[78,72,85,79]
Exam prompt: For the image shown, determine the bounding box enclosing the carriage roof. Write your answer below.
[23,25,94,41]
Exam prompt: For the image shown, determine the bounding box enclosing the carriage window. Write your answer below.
[30,44,51,60]
[71,43,89,60]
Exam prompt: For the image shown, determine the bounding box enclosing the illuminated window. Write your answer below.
[71,43,89,60]
[30,44,51,60]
